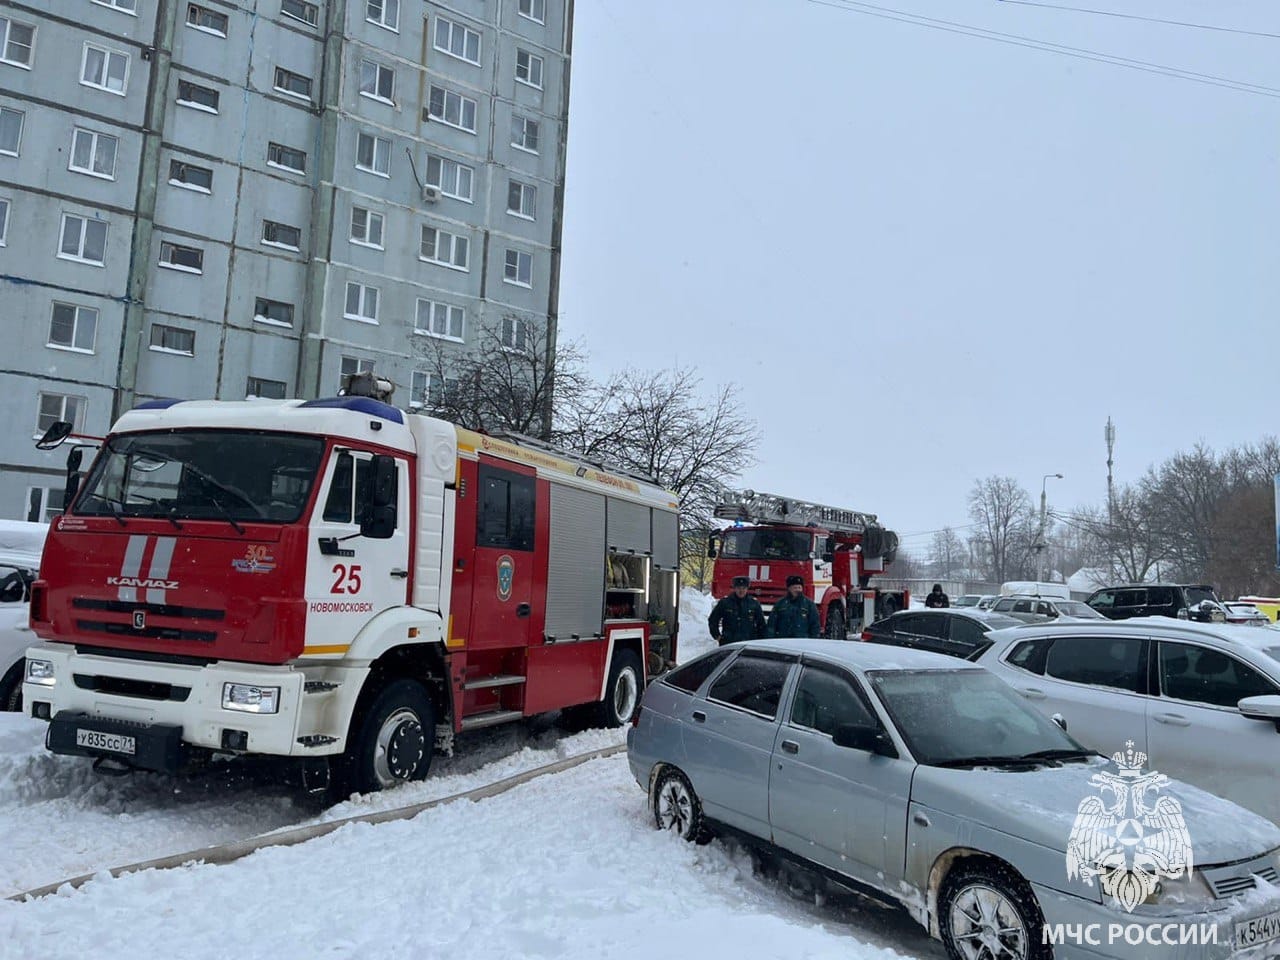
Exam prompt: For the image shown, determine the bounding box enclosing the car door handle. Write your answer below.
[1020,687,1047,701]
[390,568,409,579]
[780,740,799,754]
[691,710,706,723]
[1154,712,1191,727]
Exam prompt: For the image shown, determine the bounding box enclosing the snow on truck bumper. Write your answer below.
[21,641,368,770]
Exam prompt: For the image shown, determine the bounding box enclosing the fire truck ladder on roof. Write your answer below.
[713,489,877,534]
[489,431,661,488]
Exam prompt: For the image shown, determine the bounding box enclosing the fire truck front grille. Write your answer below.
[75,620,218,644]
[73,598,225,620]
[72,674,193,702]
[752,588,786,605]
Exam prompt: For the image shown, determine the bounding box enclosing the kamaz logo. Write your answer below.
[107,576,180,590]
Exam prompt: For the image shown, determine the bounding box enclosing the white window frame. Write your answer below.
[501,316,530,353]
[58,213,108,266]
[506,179,536,220]
[186,3,229,36]
[515,48,543,90]
[427,85,477,134]
[0,16,36,69]
[273,66,313,102]
[168,158,213,193]
[419,225,469,271]
[510,114,539,155]
[262,220,302,251]
[176,78,220,113]
[246,377,288,400]
[149,323,196,356]
[349,206,385,249]
[355,132,391,177]
[35,392,84,439]
[0,196,9,246]
[69,128,119,180]
[433,17,481,66]
[47,302,99,354]
[518,0,546,24]
[503,249,533,288]
[414,298,465,342]
[280,0,319,27]
[158,239,204,274]
[266,141,306,176]
[254,297,295,328]
[425,155,474,202]
[0,106,25,157]
[409,371,461,411]
[92,0,138,15]
[344,281,379,324]
[80,42,130,96]
[359,58,395,104]
[26,486,66,524]
[366,0,399,32]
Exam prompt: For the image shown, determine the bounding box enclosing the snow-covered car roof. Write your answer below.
[0,520,47,572]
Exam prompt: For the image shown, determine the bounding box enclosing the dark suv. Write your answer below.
[860,608,1023,660]
[1084,583,1222,621]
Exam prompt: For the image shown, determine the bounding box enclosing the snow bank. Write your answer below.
[0,521,47,569]
[678,586,717,663]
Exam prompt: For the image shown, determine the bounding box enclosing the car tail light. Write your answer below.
[860,630,873,641]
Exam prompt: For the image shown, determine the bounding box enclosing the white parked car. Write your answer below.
[977,618,1280,824]
[0,520,49,711]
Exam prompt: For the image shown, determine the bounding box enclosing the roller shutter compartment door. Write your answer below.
[606,499,650,556]
[652,509,678,570]
[545,484,606,640]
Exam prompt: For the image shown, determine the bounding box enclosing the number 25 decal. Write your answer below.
[330,564,363,595]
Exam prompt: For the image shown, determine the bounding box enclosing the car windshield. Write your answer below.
[953,596,980,607]
[1184,586,1217,607]
[976,613,1023,629]
[74,430,326,524]
[719,528,812,560]
[869,668,1082,766]
[1055,601,1105,619]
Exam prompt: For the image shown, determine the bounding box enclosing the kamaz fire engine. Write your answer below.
[22,379,680,795]
[709,489,905,637]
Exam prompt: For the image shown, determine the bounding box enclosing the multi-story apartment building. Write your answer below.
[0,0,573,522]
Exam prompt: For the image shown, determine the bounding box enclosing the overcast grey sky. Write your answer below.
[557,0,1280,553]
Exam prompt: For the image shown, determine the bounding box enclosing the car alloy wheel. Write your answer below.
[948,883,1029,960]
[652,768,709,843]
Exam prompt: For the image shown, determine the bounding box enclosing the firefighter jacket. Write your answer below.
[708,593,767,645]
[767,593,822,639]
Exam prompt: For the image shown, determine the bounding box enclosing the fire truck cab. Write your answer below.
[22,388,680,796]
[708,490,905,638]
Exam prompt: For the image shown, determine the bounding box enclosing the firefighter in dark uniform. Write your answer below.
[708,575,767,645]
[768,575,822,638]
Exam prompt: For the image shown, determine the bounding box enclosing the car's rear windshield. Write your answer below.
[978,613,1022,629]
[1184,586,1217,607]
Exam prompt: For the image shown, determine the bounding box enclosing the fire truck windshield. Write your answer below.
[74,430,325,524]
[720,528,812,561]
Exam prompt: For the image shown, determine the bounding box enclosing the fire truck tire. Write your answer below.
[596,649,642,728]
[0,661,22,713]
[338,678,435,796]
[879,594,901,618]
[824,604,846,641]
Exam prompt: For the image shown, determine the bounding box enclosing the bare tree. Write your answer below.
[1144,446,1228,582]
[968,476,1033,583]
[930,527,963,580]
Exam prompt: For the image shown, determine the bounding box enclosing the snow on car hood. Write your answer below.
[911,757,1280,867]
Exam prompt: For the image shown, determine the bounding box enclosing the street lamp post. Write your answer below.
[1039,473,1063,582]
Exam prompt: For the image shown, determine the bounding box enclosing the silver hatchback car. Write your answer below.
[628,639,1280,960]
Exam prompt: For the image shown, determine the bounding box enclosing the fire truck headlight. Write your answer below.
[222,683,281,714]
[25,659,56,686]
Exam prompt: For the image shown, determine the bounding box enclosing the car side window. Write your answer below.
[1115,589,1146,611]
[948,617,987,650]
[1006,637,1052,675]
[1146,586,1174,607]
[1158,642,1279,708]
[1035,602,1054,617]
[1044,636,1149,694]
[909,614,946,640]
[789,665,876,736]
[1089,590,1115,611]
[706,654,792,719]
[992,598,1014,612]
[1012,600,1033,614]
[662,648,734,694]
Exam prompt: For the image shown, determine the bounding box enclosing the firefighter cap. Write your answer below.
[731,575,750,588]
[786,575,804,587]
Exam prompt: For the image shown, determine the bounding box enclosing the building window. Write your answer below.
[340,356,373,391]
[359,59,395,103]
[410,371,460,410]
[267,142,306,175]
[81,43,129,95]
[0,107,22,156]
[48,302,99,353]
[433,17,480,65]
[281,0,318,26]
[158,240,203,273]
[415,299,464,341]
[344,282,379,323]
[0,16,35,69]
[501,316,530,352]
[58,214,107,266]
[94,0,138,9]
[0,197,8,246]
[168,158,213,192]
[246,377,287,399]
[515,49,543,89]
[503,249,532,287]
[149,323,195,355]
[68,128,119,180]
[518,0,545,23]
[506,179,536,220]
[420,226,469,270]
[350,206,384,248]
[356,132,390,176]
[37,393,84,435]
[177,78,220,112]
[262,220,302,250]
[254,297,294,327]
[427,85,477,134]
[27,487,65,524]
[510,114,539,154]
[366,0,398,31]
[187,4,229,35]
[273,66,313,102]
[424,155,473,201]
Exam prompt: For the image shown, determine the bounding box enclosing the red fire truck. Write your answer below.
[22,380,680,796]
[708,489,906,638]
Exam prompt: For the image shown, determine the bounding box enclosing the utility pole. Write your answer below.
[1105,417,1116,579]
[1039,473,1063,581]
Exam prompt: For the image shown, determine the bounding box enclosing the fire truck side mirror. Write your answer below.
[36,420,74,450]
[821,551,834,563]
[359,455,398,540]
[706,534,718,559]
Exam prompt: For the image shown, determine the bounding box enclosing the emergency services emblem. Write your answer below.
[232,545,277,574]
[1066,741,1193,912]
[496,554,515,602]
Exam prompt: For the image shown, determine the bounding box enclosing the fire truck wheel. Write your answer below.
[653,767,710,844]
[596,649,642,728]
[824,604,845,641]
[343,678,435,794]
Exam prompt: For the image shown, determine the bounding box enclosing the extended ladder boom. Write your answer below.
[713,488,877,534]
